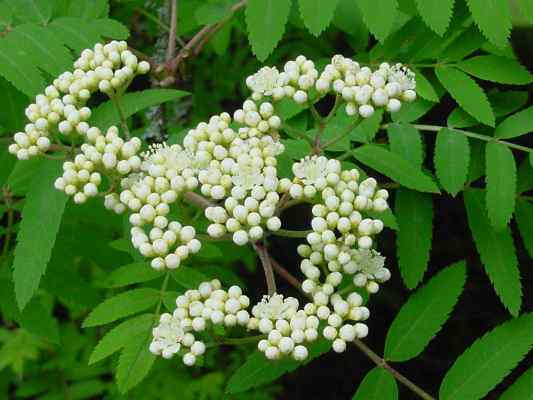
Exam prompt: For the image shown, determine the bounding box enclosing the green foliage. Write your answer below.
[357,0,398,42]
[387,123,423,166]
[13,160,67,310]
[456,55,533,85]
[465,0,511,48]
[414,0,454,35]
[516,201,533,259]
[103,262,159,288]
[495,106,533,139]
[500,367,533,400]
[352,145,439,193]
[434,128,470,196]
[385,261,466,361]
[90,89,190,130]
[395,188,433,289]
[352,367,398,399]
[439,313,533,400]
[298,0,339,36]
[245,0,291,61]
[83,288,160,327]
[435,66,495,126]
[485,142,516,229]
[464,189,521,316]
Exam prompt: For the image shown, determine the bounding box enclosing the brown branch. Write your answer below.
[352,339,436,400]
[253,242,277,296]
[269,257,302,292]
[183,191,216,209]
[165,0,178,61]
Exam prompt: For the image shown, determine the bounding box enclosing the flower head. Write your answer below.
[388,64,416,91]
[246,66,283,95]
[354,249,386,276]
[292,155,329,185]
[252,294,299,320]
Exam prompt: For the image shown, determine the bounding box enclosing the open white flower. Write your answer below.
[252,294,299,320]
[231,159,264,190]
[246,66,283,95]
[150,315,185,356]
[354,249,386,277]
[388,64,416,91]
[142,143,195,174]
[292,155,328,185]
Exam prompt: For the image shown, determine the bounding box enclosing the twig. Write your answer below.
[183,191,216,209]
[320,118,359,151]
[352,339,436,400]
[272,228,312,238]
[269,257,303,293]
[165,0,178,61]
[110,94,131,139]
[135,7,186,47]
[253,242,277,296]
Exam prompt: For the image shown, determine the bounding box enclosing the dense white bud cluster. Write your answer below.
[150,280,251,365]
[9,40,149,160]
[10,45,418,364]
[316,55,416,118]
[246,56,318,104]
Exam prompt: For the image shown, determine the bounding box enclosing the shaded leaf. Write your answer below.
[465,0,511,48]
[456,55,532,85]
[434,128,470,196]
[414,0,454,35]
[464,189,521,316]
[516,201,533,259]
[298,0,339,36]
[357,0,398,42]
[500,367,533,400]
[104,262,160,288]
[495,106,533,139]
[352,367,398,399]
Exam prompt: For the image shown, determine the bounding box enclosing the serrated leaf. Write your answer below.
[518,0,533,23]
[0,38,45,97]
[495,106,533,139]
[434,128,470,196]
[414,0,454,35]
[89,313,153,364]
[466,0,511,48]
[5,0,53,25]
[411,68,438,102]
[490,90,529,118]
[116,325,156,393]
[391,98,435,123]
[395,189,433,289]
[13,160,67,310]
[352,367,398,400]
[333,0,368,45]
[90,89,189,130]
[226,340,330,393]
[357,0,398,41]
[352,145,440,193]
[464,189,521,316]
[67,0,109,19]
[245,0,291,61]
[104,262,160,288]
[485,142,516,229]
[298,0,339,36]
[387,123,423,166]
[456,56,532,85]
[439,25,486,62]
[385,261,466,361]
[435,66,494,127]
[500,367,533,400]
[439,313,533,400]
[516,201,533,259]
[83,288,159,327]
[351,109,384,143]
[19,297,59,344]
[447,107,478,129]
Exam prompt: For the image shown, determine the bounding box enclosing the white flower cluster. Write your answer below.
[9,41,149,160]
[316,55,416,118]
[150,280,250,365]
[246,56,318,104]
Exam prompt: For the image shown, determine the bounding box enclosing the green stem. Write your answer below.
[352,339,436,400]
[111,93,131,139]
[207,334,266,347]
[154,272,170,319]
[282,124,314,146]
[272,228,312,238]
[325,94,341,122]
[321,117,360,151]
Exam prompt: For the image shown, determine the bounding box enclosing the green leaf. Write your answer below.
[357,0,398,41]
[434,128,470,196]
[447,107,477,129]
[387,123,423,166]
[518,0,533,23]
[83,288,159,327]
[352,367,398,399]
[485,142,516,229]
[465,0,511,48]
[456,56,533,85]
[90,89,189,130]
[439,25,485,62]
[195,1,232,24]
[414,0,454,35]
[495,106,533,139]
[490,90,529,118]
[351,109,384,143]
[245,0,291,61]
[435,66,495,127]
[116,324,156,393]
[0,37,45,97]
[89,313,153,364]
[464,189,521,316]
[352,145,440,193]
[385,261,466,361]
[500,367,533,400]
[439,313,533,400]
[6,0,53,25]
[226,340,330,393]
[298,0,339,36]
[170,266,208,289]
[104,262,160,288]
[411,68,438,102]
[0,77,27,133]
[516,201,533,259]
[391,98,435,123]
[395,189,433,289]
[19,297,60,345]
[333,0,368,46]
[67,0,109,19]
[13,160,67,310]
